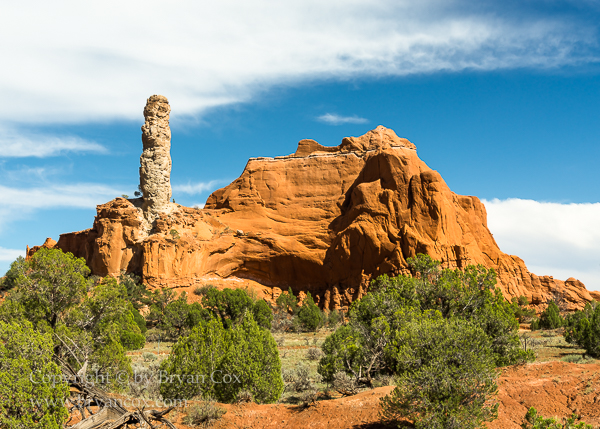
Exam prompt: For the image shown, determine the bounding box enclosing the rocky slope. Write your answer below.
[28,122,596,310]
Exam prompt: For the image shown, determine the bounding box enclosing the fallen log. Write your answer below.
[55,356,177,428]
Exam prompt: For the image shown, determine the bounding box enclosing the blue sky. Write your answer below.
[1,0,600,289]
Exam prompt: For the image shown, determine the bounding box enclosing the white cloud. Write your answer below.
[0,184,124,210]
[173,180,225,195]
[0,180,221,232]
[0,183,125,232]
[0,1,597,125]
[0,126,106,157]
[317,113,369,125]
[0,247,23,262]
[483,198,600,291]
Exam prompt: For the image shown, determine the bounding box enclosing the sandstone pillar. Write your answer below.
[140,95,172,223]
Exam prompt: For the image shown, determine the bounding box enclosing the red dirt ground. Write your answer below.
[70,361,600,428]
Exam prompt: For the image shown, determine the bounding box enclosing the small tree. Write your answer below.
[297,292,322,332]
[327,309,341,327]
[0,321,69,428]
[216,313,283,403]
[162,292,193,338]
[564,302,600,357]
[276,287,298,314]
[532,300,564,330]
[318,324,362,383]
[119,272,151,311]
[511,296,536,322]
[160,313,283,403]
[160,318,228,400]
[201,287,254,329]
[252,299,273,330]
[7,248,90,330]
[146,288,176,328]
[380,315,499,429]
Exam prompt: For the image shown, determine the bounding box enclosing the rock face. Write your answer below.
[34,125,596,310]
[139,95,172,223]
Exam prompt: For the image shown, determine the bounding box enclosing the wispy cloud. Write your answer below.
[483,198,600,291]
[317,113,369,126]
[173,180,226,195]
[0,183,125,233]
[0,126,106,157]
[0,1,598,124]
[0,247,23,262]
[0,184,124,210]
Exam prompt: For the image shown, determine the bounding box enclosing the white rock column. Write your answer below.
[139,95,172,223]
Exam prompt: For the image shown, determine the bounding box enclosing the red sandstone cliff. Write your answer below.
[28,126,596,310]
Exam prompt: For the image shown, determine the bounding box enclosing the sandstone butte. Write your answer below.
[27,123,599,310]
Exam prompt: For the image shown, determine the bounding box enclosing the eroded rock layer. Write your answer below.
[33,126,596,310]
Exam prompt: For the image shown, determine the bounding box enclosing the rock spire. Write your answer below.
[139,95,172,222]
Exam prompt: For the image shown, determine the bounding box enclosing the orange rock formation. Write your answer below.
[29,126,597,310]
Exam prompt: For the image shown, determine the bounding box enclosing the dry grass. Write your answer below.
[522,328,593,363]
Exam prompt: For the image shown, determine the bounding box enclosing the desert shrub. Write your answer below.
[271,309,293,332]
[159,292,209,338]
[143,352,158,362]
[0,258,21,293]
[299,389,318,407]
[519,332,542,353]
[252,299,274,330]
[201,287,253,328]
[511,295,536,322]
[119,272,151,311]
[332,371,358,396]
[297,292,323,332]
[291,316,302,333]
[160,313,283,403]
[531,300,564,330]
[561,355,595,364]
[318,324,363,383]
[564,301,600,357]
[306,347,324,361]
[1,252,142,388]
[193,284,216,296]
[367,254,533,366]
[282,368,295,383]
[276,287,298,314]
[183,399,226,428]
[88,278,146,351]
[380,315,499,429]
[146,288,177,328]
[130,306,147,334]
[3,248,90,330]
[201,287,272,329]
[160,318,228,400]
[327,309,341,327]
[0,321,69,429]
[319,255,530,398]
[317,255,522,426]
[521,407,593,428]
[216,313,283,403]
[128,362,161,399]
[236,389,254,403]
[372,373,394,388]
[291,362,314,392]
